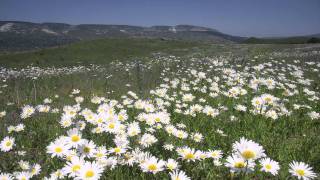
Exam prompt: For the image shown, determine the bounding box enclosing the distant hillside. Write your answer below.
[308,33,320,38]
[0,21,244,51]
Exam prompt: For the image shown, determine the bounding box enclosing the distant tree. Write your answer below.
[242,37,262,44]
[307,37,320,43]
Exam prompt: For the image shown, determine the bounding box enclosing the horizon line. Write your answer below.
[0,19,319,38]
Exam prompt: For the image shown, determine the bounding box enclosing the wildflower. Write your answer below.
[289,161,317,180]
[225,155,255,173]
[21,105,35,119]
[62,156,85,178]
[232,137,265,160]
[173,130,188,139]
[127,122,141,136]
[47,137,71,158]
[182,93,195,102]
[308,111,320,120]
[15,172,31,180]
[19,160,30,170]
[207,150,223,160]
[191,132,203,142]
[178,147,199,162]
[78,140,97,158]
[0,111,6,118]
[166,158,179,171]
[94,146,108,160]
[66,128,83,147]
[163,144,175,151]
[108,146,126,155]
[29,164,41,177]
[259,158,280,175]
[169,170,191,180]
[140,134,158,148]
[0,136,15,152]
[140,156,165,174]
[75,161,104,180]
[0,173,13,180]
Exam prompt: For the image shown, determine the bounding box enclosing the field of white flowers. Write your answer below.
[0,44,319,179]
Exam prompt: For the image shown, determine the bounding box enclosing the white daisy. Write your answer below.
[20,105,35,119]
[47,137,71,158]
[66,128,83,147]
[0,173,13,180]
[62,156,85,178]
[0,136,15,152]
[225,155,255,173]
[166,158,179,171]
[259,158,280,175]
[232,137,265,160]
[78,140,97,158]
[140,156,166,174]
[75,161,104,180]
[289,161,317,180]
[169,170,191,180]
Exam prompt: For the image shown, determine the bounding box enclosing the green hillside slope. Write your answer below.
[0,38,204,67]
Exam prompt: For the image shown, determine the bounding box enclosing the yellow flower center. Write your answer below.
[114,147,121,153]
[148,164,157,171]
[85,170,95,178]
[72,165,81,172]
[95,127,102,133]
[55,147,62,153]
[5,141,12,147]
[241,149,256,159]
[109,123,115,129]
[265,164,272,170]
[130,130,137,136]
[83,147,91,153]
[185,153,195,159]
[234,161,245,168]
[167,164,174,170]
[296,169,305,176]
[96,152,103,158]
[212,152,219,157]
[71,135,80,142]
[155,117,161,122]
[265,97,272,102]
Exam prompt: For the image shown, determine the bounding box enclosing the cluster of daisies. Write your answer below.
[225,138,316,179]
[0,51,319,179]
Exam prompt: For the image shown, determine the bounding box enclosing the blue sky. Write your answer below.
[0,0,319,37]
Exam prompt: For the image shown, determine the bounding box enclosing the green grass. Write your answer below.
[0,38,205,68]
[0,40,319,179]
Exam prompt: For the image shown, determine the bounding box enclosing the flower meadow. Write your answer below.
[0,45,319,179]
